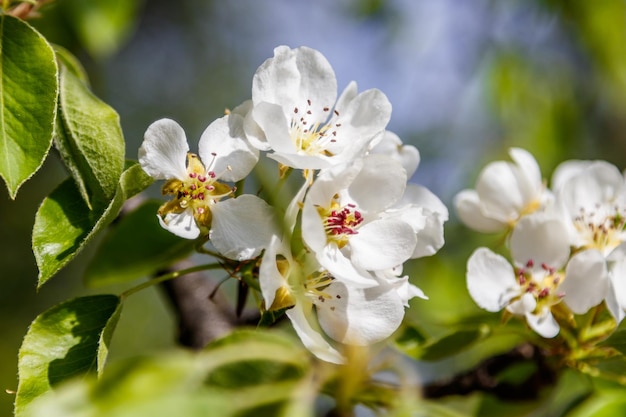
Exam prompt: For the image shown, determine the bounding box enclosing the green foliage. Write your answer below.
[0,14,57,198]
[15,295,121,416]
[84,200,195,287]
[32,162,152,288]
[20,330,315,417]
[55,57,125,208]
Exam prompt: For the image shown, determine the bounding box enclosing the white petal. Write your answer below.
[608,244,626,314]
[475,161,525,221]
[349,218,417,270]
[467,248,519,312]
[606,279,626,324]
[454,189,508,233]
[348,154,407,213]
[315,280,405,345]
[551,160,592,193]
[510,213,570,269]
[139,119,189,180]
[158,210,199,239]
[412,208,446,258]
[507,293,536,315]
[525,308,559,338]
[209,195,279,260]
[259,235,289,309]
[317,244,377,288]
[400,184,448,221]
[286,303,344,364]
[198,114,259,183]
[558,161,626,215]
[509,148,542,203]
[369,131,420,178]
[252,46,337,116]
[561,249,608,314]
[252,102,295,154]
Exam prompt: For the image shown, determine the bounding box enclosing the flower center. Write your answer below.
[573,204,626,254]
[515,259,564,310]
[159,153,234,227]
[317,196,364,248]
[305,270,335,304]
[290,99,342,156]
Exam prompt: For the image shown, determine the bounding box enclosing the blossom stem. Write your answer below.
[121,262,224,299]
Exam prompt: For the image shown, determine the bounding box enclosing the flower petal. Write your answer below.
[139,118,189,180]
[467,248,519,312]
[315,280,405,345]
[252,45,337,117]
[317,244,377,288]
[349,218,417,270]
[561,249,608,314]
[369,131,420,179]
[198,113,259,183]
[158,210,199,239]
[286,303,344,364]
[510,213,570,269]
[454,189,508,233]
[209,195,279,260]
[525,308,559,338]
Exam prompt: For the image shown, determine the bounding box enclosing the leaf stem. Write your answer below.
[121,262,224,299]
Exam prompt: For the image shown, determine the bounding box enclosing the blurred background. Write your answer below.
[2,0,626,415]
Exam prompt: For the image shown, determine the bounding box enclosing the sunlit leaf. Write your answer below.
[84,200,194,287]
[0,15,57,198]
[32,177,125,287]
[15,295,121,416]
[56,62,125,208]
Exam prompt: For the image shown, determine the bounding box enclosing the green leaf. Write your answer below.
[15,295,121,416]
[53,44,89,85]
[84,200,194,287]
[400,326,490,361]
[32,177,125,287]
[0,15,58,198]
[119,159,154,199]
[32,162,149,287]
[56,61,125,208]
[21,330,315,417]
[96,301,123,376]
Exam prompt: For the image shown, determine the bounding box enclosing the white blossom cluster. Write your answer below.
[455,148,626,337]
[138,46,448,363]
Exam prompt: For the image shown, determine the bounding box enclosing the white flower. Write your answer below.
[553,160,626,255]
[455,148,551,233]
[466,213,571,337]
[259,235,416,363]
[301,154,428,286]
[246,45,392,169]
[139,118,276,260]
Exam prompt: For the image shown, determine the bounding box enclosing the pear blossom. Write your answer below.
[455,148,552,233]
[467,213,572,337]
[139,117,277,260]
[245,45,392,170]
[301,154,445,286]
[259,235,419,363]
[551,160,626,317]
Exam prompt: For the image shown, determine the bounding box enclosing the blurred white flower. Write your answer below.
[454,148,551,233]
[466,213,571,338]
